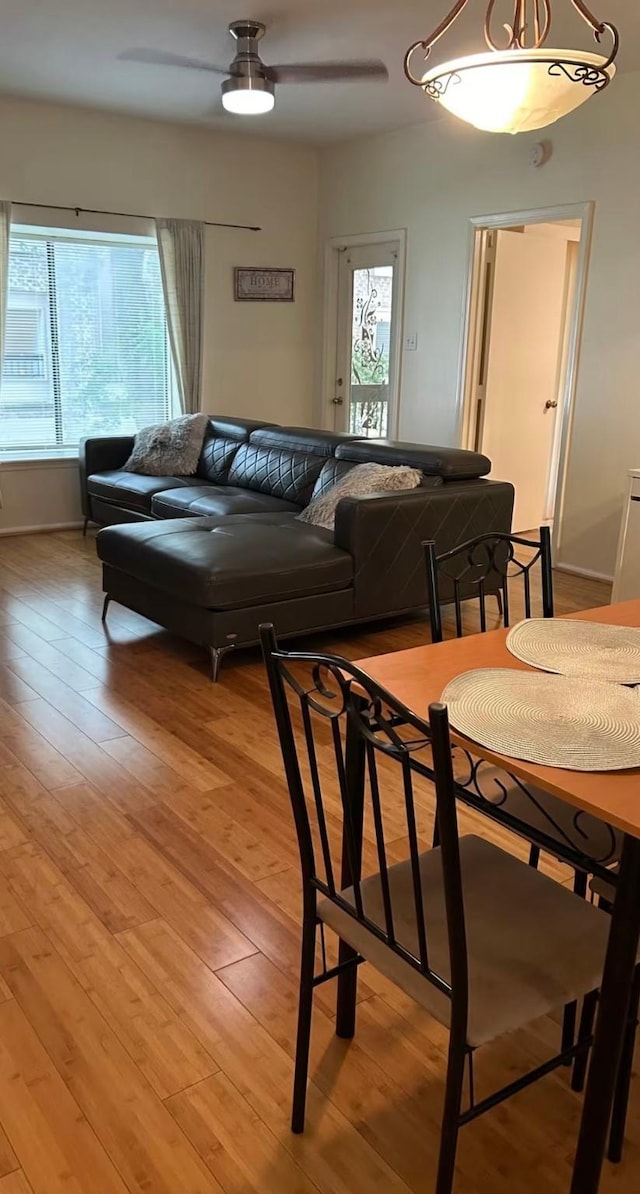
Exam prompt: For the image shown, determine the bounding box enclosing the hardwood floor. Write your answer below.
[0,529,633,1194]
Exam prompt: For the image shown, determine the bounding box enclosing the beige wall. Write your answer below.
[0,95,319,532]
[318,71,640,579]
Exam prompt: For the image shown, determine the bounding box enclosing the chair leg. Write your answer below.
[82,517,89,537]
[562,871,589,1062]
[495,590,504,618]
[573,870,588,900]
[101,595,110,623]
[528,844,540,869]
[562,1002,578,1062]
[608,965,640,1163]
[336,939,358,1039]
[435,1035,467,1194]
[572,990,599,1093]
[291,916,317,1135]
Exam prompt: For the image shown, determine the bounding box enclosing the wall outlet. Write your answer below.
[404,332,418,351]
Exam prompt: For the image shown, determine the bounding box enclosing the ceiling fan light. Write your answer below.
[420,48,615,134]
[221,75,275,114]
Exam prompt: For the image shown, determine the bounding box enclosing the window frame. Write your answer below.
[0,223,173,462]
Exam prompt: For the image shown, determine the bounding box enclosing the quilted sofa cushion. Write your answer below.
[151,486,300,519]
[87,470,203,516]
[196,435,242,485]
[226,443,324,506]
[97,516,353,610]
[309,459,357,501]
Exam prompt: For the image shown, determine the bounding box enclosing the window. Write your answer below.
[0,226,172,454]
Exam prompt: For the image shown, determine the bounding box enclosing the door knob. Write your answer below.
[331,397,344,406]
[545,400,558,410]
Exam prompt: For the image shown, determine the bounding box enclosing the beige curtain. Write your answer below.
[155,217,205,415]
[0,201,11,507]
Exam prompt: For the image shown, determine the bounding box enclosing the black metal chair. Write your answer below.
[422,527,621,873]
[423,528,622,1056]
[424,526,554,643]
[261,624,614,1194]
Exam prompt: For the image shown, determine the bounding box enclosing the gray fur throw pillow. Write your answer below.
[297,462,424,531]
[124,413,208,477]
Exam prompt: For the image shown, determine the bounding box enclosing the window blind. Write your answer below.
[0,227,172,453]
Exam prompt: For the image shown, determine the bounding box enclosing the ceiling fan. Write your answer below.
[121,19,388,115]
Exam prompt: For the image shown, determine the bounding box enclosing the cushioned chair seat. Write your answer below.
[88,470,203,516]
[319,835,611,1048]
[97,516,353,610]
[151,485,300,519]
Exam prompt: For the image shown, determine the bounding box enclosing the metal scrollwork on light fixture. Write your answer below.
[404,0,619,134]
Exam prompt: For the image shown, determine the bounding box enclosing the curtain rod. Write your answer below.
[11,200,261,232]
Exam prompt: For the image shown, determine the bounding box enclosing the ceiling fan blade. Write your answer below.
[119,48,226,74]
[267,59,388,84]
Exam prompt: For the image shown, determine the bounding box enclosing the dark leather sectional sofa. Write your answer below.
[80,417,514,679]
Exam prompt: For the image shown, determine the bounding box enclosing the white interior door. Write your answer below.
[480,229,569,532]
[333,242,400,436]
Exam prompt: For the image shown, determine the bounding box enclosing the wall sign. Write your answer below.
[234,267,295,302]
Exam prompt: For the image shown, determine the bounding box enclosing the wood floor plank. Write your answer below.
[0,928,224,1193]
[50,782,136,852]
[0,765,154,934]
[0,998,127,1193]
[0,797,26,854]
[0,710,82,789]
[0,871,31,940]
[82,688,230,791]
[11,701,155,813]
[0,1119,18,1179]
[166,1072,320,1194]
[129,804,343,1013]
[0,1172,35,1194]
[45,638,112,683]
[0,672,38,710]
[5,662,126,744]
[0,637,27,664]
[0,631,98,692]
[2,845,218,1099]
[157,783,291,884]
[118,918,412,1194]
[111,835,259,972]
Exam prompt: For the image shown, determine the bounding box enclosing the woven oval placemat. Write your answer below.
[441,669,640,771]
[506,618,640,684]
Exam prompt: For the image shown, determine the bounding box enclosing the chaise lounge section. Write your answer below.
[83,419,515,678]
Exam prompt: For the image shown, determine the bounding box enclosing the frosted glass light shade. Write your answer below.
[221,76,275,114]
[421,48,615,134]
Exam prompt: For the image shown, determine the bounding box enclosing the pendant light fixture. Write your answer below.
[404,0,619,134]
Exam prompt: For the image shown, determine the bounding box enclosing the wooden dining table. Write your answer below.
[353,597,640,1194]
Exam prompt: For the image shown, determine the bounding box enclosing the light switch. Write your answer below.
[404,333,418,351]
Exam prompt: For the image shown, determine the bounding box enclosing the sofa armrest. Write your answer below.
[79,436,135,517]
[334,479,515,619]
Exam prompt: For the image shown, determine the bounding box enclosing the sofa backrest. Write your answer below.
[196,418,491,498]
[196,417,276,486]
[224,426,357,507]
[309,458,357,501]
[335,439,491,482]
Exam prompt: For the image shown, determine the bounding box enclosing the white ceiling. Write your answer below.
[0,0,636,142]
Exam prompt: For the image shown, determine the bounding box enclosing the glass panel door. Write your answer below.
[334,242,399,436]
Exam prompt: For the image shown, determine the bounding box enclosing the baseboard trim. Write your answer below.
[555,561,614,584]
[0,521,85,538]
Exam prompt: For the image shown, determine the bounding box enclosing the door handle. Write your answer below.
[545,400,558,410]
[332,397,344,406]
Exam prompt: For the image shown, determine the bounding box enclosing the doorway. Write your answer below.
[322,232,405,438]
[459,205,592,545]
